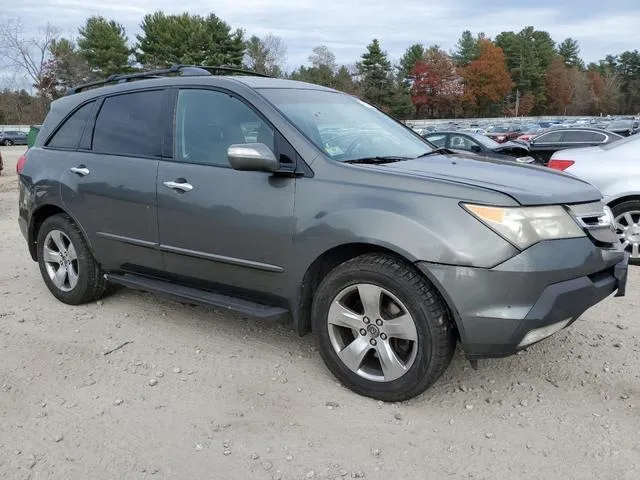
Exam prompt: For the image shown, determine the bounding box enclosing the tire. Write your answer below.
[312,253,456,401]
[611,200,640,265]
[36,213,107,304]
[3,139,12,146]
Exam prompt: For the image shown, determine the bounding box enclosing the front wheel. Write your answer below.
[312,253,456,401]
[3,139,12,146]
[36,214,107,304]
[612,200,640,265]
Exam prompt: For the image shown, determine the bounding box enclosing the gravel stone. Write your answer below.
[172,367,182,374]
[148,378,158,387]
[263,461,273,471]
[113,399,124,406]
[53,434,64,443]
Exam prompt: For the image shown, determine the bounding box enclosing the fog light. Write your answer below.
[518,318,572,348]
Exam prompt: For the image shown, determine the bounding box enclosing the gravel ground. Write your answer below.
[0,146,639,480]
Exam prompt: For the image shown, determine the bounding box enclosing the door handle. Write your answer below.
[70,166,90,176]
[163,180,193,192]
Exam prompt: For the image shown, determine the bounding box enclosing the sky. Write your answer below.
[3,0,640,75]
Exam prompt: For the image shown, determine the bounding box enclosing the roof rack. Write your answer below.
[65,64,269,96]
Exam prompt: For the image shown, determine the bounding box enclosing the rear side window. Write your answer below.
[588,132,606,142]
[562,130,592,142]
[535,131,563,143]
[47,101,96,149]
[92,90,167,158]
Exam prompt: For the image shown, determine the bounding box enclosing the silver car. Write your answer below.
[548,134,640,262]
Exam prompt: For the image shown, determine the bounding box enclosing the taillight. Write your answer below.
[548,159,575,171]
[16,154,26,174]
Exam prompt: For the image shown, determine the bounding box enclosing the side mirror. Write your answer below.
[470,145,482,153]
[228,143,279,173]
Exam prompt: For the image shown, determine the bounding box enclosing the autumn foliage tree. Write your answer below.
[545,56,573,114]
[410,46,462,117]
[459,39,513,116]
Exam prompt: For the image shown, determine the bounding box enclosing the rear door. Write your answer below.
[57,89,171,274]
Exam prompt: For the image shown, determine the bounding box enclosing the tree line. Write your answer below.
[1,14,639,125]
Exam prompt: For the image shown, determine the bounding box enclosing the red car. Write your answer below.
[486,125,522,143]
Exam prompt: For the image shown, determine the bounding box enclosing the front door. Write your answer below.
[156,88,295,297]
[59,89,171,274]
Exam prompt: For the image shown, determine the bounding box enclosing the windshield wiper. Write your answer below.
[344,156,413,164]
[415,148,455,158]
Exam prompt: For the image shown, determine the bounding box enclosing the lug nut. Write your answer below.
[380,333,387,340]
[363,317,370,324]
[370,339,377,346]
[375,319,383,326]
[360,329,367,336]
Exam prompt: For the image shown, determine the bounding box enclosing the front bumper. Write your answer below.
[417,238,628,358]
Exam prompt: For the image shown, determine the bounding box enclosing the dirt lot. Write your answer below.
[0,145,638,480]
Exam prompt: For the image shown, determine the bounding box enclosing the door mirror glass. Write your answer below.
[228,143,279,172]
[470,144,482,153]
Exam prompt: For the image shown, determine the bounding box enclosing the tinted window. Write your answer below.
[588,132,607,142]
[426,134,446,148]
[535,131,563,143]
[47,101,95,149]
[175,89,275,167]
[562,130,593,142]
[93,90,166,157]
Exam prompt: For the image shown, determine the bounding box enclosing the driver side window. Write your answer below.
[450,135,478,152]
[175,89,275,167]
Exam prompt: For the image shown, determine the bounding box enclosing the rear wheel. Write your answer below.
[36,214,107,304]
[312,253,456,401]
[612,200,640,264]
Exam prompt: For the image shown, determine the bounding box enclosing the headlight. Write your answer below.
[462,204,585,249]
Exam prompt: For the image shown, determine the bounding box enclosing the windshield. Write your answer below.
[487,126,508,133]
[468,133,500,148]
[258,88,432,161]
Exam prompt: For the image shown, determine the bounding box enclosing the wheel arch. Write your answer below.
[606,194,640,209]
[28,204,91,261]
[292,242,459,339]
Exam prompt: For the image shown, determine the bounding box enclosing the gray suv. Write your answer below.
[18,65,628,401]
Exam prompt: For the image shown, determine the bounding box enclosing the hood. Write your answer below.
[377,153,602,206]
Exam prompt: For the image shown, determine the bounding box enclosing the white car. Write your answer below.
[548,134,640,262]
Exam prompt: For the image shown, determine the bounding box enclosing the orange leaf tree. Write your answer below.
[545,56,573,114]
[410,47,462,118]
[459,39,513,116]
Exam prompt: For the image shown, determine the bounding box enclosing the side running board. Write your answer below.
[105,273,289,320]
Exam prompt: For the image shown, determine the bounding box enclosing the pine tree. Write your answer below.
[356,39,393,108]
[558,38,583,69]
[77,16,130,76]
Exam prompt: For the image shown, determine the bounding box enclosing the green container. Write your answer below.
[27,125,41,148]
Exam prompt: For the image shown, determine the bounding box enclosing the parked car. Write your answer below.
[0,150,3,175]
[0,130,28,146]
[485,125,522,143]
[423,131,537,164]
[528,128,622,165]
[548,134,640,263]
[18,65,628,401]
[606,120,637,137]
[516,124,546,142]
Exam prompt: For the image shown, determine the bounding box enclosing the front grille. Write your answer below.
[566,202,618,247]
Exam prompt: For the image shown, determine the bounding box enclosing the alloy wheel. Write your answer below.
[615,210,640,259]
[42,230,79,292]
[327,283,418,382]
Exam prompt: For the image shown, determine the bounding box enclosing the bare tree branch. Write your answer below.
[0,19,59,92]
